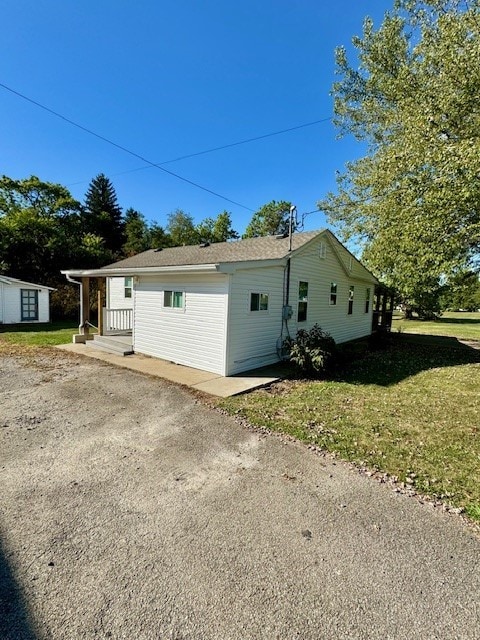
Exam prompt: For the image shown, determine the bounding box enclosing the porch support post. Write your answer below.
[381,289,388,328]
[81,277,90,335]
[97,278,105,336]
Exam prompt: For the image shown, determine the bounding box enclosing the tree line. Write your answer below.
[0,173,293,317]
[2,2,479,321]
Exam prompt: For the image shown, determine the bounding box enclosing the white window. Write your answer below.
[348,285,354,315]
[250,292,269,312]
[164,290,184,309]
[124,277,133,298]
[318,242,326,259]
[298,281,308,322]
[330,282,337,306]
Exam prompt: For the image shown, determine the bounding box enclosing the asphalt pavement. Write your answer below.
[1,349,479,639]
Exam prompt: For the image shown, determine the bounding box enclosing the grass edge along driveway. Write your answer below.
[220,333,480,525]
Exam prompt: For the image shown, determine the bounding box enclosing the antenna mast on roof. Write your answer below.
[288,205,297,252]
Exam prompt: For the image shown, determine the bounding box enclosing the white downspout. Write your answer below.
[0,282,4,324]
[65,274,83,331]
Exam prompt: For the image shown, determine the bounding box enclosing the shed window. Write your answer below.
[164,290,184,309]
[297,281,308,322]
[348,285,355,315]
[250,292,269,312]
[365,287,371,313]
[124,277,133,298]
[330,282,337,306]
[21,289,38,321]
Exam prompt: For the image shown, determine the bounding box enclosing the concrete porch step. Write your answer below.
[86,335,133,356]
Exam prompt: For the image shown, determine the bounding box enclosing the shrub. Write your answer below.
[284,324,336,376]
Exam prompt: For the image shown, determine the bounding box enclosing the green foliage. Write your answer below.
[50,284,82,320]
[149,223,172,250]
[166,209,198,246]
[243,200,294,238]
[167,209,239,246]
[319,0,480,315]
[82,173,124,255]
[440,270,480,311]
[195,211,239,243]
[284,324,337,376]
[123,208,151,257]
[0,175,83,284]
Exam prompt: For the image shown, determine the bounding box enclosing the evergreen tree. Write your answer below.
[83,174,124,255]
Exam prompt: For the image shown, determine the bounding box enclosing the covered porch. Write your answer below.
[372,284,396,333]
[68,276,133,353]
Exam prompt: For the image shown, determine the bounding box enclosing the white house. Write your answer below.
[62,230,379,376]
[0,276,53,324]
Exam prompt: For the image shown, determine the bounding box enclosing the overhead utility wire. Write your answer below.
[65,117,333,186]
[95,116,334,181]
[0,82,254,212]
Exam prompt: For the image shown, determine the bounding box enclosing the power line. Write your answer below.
[76,116,332,183]
[0,82,254,211]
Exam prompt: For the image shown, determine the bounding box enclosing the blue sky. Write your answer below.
[1,1,392,236]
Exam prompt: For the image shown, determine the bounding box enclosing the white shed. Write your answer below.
[0,276,53,324]
[63,230,379,376]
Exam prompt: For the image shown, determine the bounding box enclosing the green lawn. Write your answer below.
[392,311,480,341]
[0,321,80,346]
[220,333,480,523]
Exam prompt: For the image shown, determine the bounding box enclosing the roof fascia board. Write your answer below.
[61,264,220,278]
[324,230,379,284]
[0,276,54,290]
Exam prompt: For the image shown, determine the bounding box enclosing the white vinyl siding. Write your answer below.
[134,274,228,375]
[226,266,284,375]
[289,235,375,344]
[0,283,50,324]
[107,277,134,310]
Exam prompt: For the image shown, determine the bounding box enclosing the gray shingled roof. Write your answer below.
[102,230,324,270]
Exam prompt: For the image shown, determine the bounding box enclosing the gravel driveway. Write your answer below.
[1,348,479,639]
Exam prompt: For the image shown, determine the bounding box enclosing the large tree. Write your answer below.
[0,175,83,284]
[83,173,124,255]
[319,0,480,313]
[242,200,294,238]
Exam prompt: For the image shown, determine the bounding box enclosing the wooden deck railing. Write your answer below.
[103,308,133,334]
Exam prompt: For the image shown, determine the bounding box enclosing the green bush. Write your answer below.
[284,324,336,376]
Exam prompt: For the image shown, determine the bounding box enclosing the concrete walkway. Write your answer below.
[56,342,283,397]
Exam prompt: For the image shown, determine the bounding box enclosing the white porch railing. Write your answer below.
[103,308,133,334]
